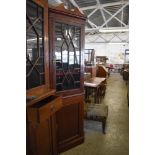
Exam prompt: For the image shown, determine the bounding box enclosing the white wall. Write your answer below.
[85,43,129,64]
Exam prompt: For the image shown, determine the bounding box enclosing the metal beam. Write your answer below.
[100,2,128,28]
[81,1,128,11]
[91,33,110,43]
[92,35,101,43]
[102,7,126,27]
[96,0,108,27]
[113,33,123,42]
[121,1,124,27]
[87,8,98,18]
[98,34,108,42]
[87,20,98,28]
[85,32,128,43]
[108,34,117,42]
[85,41,128,44]
[85,26,129,33]
[69,0,84,14]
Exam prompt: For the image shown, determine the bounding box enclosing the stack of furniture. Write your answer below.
[84,49,96,78]
[96,56,108,65]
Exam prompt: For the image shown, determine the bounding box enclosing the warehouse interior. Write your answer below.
[3,0,155,155]
[26,0,129,155]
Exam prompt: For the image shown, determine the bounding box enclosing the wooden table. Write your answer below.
[84,77,106,103]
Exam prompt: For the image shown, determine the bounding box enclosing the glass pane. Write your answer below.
[69,52,74,65]
[26,0,45,90]
[27,0,37,22]
[55,22,81,91]
[62,50,68,63]
[26,68,40,89]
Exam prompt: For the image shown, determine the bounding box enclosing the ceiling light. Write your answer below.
[99,27,129,33]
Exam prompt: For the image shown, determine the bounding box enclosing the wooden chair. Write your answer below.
[85,105,108,134]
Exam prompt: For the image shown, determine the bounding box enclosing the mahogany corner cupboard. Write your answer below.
[26,0,86,155]
[26,0,62,155]
[49,4,86,153]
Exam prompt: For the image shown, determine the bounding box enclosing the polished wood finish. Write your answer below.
[49,3,86,20]
[27,94,62,155]
[27,2,86,154]
[27,95,62,123]
[49,4,86,153]
[96,65,108,78]
[26,0,50,97]
[26,1,62,155]
[56,94,84,152]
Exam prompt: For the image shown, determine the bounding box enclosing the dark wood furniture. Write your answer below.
[27,92,62,155]
[84,77,106,104]
[26,0,50,95]
[85,105,108,134]
[96,65,108,78]
[26,1,62,155]
[49,4,86,153]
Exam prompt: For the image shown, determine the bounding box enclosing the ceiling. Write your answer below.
[48,0,129,44]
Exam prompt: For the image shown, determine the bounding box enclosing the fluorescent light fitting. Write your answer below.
[99,27,129,33]
[108,42,128,45]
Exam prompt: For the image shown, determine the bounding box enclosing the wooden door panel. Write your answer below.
[28,119,52,155]
[57,103,79,142]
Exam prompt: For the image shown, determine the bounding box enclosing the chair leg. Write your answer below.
[102,117,106,134]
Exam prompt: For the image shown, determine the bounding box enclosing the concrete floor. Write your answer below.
[61,73,129,155]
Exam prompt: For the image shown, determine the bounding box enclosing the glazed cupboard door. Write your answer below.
[26,0,49,96]
[26,1,59,155]
[49,5,86,96]
[54,23,81,92]
[49,5,86,153]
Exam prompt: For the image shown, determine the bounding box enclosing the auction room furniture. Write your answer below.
[26,1,62,155]
[49,4,86,153]
[85,105,108,134]
[84,49,95,66]
[96,56,108,65]
[96,65,108,78]
[84,49,96,77]
[84,77,106,104]
[26,1,86,155]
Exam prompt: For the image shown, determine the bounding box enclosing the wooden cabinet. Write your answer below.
[27,1,86,154]
[49,4,86,153]
[27,94,62,155]
[26,0,62,155]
